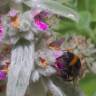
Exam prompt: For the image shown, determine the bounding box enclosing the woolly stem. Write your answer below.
[43,78,65,96]
[7,41,35,96]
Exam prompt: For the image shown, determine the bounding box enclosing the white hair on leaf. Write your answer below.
[45,79,65,96]
[12,0,23,3]
[7,42,35,96]
[38,66,56,77]
[31,70,40,82]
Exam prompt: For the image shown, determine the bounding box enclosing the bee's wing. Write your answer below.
[49,38,65,48]
[24,0,79,22]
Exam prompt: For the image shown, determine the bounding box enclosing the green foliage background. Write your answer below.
[56,0,96,44]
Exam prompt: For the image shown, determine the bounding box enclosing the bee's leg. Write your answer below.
[72,75,80,89]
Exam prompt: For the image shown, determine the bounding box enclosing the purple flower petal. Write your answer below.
[0,17,4,41]
[0,71,6,80]
[34,20,48,31]
[8,9,17,17]
[33,10,49,31]
[0,25,4,41]
[53,50,63,58]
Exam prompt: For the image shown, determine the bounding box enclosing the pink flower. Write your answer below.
[0,16,4,41]
[8,9,17,17]
[32,9,42,18]
[0,71,7,80]
[33,10,49,31]
[53,50,63,58]
[35,19,48,31]
[0,24,4,41]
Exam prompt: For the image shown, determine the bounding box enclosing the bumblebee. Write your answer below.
[48,38,81,81]
[53,51,81,81]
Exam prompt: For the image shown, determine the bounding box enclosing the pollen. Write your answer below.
[39,57,48,68]
[11,16,20,28]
